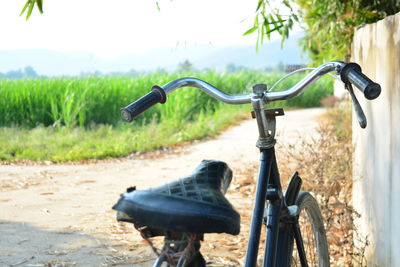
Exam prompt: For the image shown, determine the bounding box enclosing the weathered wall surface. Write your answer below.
[351,12,400,266]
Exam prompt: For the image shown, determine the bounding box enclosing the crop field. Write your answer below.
[0,71,333,161]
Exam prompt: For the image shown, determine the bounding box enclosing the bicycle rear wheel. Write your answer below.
[280,191,330,267]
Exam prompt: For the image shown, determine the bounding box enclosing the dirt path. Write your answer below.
[0,108,324,267]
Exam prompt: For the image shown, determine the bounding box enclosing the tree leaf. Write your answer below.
[261,24,265,43]
[21,0,44,20]
[256,0,264,11]
[26,1,35,20]
[263,16,271,38]
[36,0,43,13]
[20,1,30,16]
[243,26,258,36]
[266,24,284,34]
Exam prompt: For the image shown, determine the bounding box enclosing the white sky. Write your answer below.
[0,0,281,58]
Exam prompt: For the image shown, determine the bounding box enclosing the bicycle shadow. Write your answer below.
[0,220,154,266]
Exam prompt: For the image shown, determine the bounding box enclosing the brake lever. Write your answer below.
[345,83,367,128]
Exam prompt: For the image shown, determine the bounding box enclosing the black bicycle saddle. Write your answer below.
[112,160,240,235]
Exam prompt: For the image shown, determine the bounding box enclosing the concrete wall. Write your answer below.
[351,13,400,266]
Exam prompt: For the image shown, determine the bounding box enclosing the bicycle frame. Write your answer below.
[244,88,307,267]
[245,147,307,267]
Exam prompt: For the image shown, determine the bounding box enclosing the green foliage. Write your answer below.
[249,0,400,64]
[0,71,332,128]
[296,0,400,64]
[245,0,299,50]
[0,71,333,161]
[21,0,43,20]
[0,107,248,161]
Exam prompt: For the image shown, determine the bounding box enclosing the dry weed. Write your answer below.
[279,104,367,266]
[320,95,341,108]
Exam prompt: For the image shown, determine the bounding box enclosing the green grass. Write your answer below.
[0,71,333,162]
[0,106,248,161]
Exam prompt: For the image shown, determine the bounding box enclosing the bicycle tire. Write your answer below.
[278,191,330,267]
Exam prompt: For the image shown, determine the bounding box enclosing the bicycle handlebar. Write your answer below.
[121,86,166,122]
[162,78,251,104]
[121,61,381,122]
[340,63,381,100]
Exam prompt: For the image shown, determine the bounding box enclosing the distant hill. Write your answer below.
[0,35,307,76]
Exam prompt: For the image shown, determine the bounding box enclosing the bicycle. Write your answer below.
[112,61,381,266]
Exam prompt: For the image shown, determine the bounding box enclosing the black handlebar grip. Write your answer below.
[340,63,381,100]
[120,86,166,122]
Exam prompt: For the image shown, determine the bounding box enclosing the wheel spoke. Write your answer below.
[288,192,329,267]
